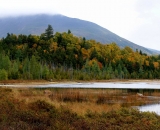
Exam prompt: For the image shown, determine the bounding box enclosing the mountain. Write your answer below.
[0,14,158,55]
[147,48,160,55]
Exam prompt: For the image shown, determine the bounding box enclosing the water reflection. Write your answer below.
[38,82,160,89]
[6,81,160,115]
[139,103,160,115]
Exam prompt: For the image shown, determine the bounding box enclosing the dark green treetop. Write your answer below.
[45,24,54,40]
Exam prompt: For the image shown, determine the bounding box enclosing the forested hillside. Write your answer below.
[0,25,160,80]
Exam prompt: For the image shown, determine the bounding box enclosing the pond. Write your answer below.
[3,81,160,115]
[36,81,160,89]
[138,103,160,115]
[37,81,160,115]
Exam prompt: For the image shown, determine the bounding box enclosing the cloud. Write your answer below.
[0,0,160,49]
[125,0,160,49]
[0,0,58,17]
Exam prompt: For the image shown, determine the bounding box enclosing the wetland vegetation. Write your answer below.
[0,86,160,129]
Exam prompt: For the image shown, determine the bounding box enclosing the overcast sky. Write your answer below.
[0,0,160,50]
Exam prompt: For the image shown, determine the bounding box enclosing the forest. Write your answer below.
[0,25,160,80]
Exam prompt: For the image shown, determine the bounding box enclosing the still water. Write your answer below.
[37,81,160,115]
[138,104,160,115]
[4,81,160,115]
[37,81,160,89]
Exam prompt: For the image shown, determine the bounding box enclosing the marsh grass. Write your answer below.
[8,87,160,114]
[15,88,120,114]
[0,87,160,129]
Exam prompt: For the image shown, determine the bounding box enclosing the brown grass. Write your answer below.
[0,87,160,129]
[4,87,159,116]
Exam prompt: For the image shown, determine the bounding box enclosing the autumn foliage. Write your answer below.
[0,25,160,80]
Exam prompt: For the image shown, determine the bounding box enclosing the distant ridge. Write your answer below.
[0,14,159,55]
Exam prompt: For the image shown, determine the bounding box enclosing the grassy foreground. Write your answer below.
[0,87,160,130]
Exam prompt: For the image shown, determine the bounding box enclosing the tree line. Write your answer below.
[0,25,160,80]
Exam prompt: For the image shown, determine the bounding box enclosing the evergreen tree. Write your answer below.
[1,30,160,80]
[117,64,122,78]
[139,66,143,78]
[23,57,30,79]
[42,64,50,79]
[68,29,71,34]
[123,67,129,79]
[107,63,113,76]
[30,56,41,79]
[139,50,143,55]
[83,59,90,73]
[45,24,54,40]
[10,61,19,79]
[0,55,11,71]
[91,61,100,75]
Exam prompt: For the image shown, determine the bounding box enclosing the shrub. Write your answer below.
[29,100,55,112]
[96,94,106,104]
[0,69,8,80]
[54,92,87,102]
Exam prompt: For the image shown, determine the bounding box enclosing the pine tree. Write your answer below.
[68,29,71,34]
[42,64,50,79]
[30,56,41,79]
[107,63,113,76]
[91,61,100,76]
[0,55,11,72]
[83,59,90,73]
[45,25,54,40]
[117,64,122,78]
[11,61,19,79]
[23,57,30,79]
